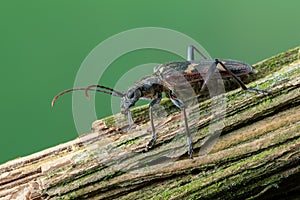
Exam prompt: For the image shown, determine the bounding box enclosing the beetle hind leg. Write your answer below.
[187,45,208,61]
[214,59,270,95]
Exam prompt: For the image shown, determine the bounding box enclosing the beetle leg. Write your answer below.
[215,59,269,94]
[169,95,193,159]
[187,45,208,61]
[199,61,219,93]
[127,109,134,131]
[146,94,162,151]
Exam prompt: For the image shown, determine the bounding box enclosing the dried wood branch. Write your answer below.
[0,47,299,200]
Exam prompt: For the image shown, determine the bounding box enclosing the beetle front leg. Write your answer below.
[145,95,162,151]
[127,109,134,131]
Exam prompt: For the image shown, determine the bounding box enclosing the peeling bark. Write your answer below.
[0,47,299,200]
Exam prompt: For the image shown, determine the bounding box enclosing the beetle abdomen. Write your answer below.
[155,59,253,82]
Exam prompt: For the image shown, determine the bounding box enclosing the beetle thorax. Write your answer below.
[133,75,162,99]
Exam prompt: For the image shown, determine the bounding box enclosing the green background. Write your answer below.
[0,0,299,164]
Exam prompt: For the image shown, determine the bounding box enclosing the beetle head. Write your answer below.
[121,88,141,114]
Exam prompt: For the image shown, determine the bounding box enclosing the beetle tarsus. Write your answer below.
[247,88,270,95]
[188,144,193,159]
[145,136,156,151]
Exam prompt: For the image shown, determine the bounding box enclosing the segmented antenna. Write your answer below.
[85,85,124,99]
[51,86,124,107]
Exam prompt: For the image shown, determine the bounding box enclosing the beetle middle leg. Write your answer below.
[169,92,193,159]
[145,94,162,151]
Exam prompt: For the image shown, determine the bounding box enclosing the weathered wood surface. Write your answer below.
[0,47,299,200]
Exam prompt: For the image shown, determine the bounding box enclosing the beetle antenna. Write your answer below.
[51,87,123,107]
[85,85,124,99]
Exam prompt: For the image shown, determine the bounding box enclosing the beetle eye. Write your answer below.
[127,91,134,99]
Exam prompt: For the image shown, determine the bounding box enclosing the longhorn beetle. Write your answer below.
[52,45,268,159]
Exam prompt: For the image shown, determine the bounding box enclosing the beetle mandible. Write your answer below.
[52,45,268,159]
